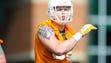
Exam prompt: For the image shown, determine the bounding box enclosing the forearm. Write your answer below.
[55,24,97,55]
[57,39,76,54]
[55,32,82,55]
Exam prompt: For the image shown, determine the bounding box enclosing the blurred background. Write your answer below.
[0,0,111,63]
[88,0,111,63]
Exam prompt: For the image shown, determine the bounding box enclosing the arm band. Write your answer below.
[72,32,82,42]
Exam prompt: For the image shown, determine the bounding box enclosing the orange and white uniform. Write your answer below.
[35,19,74,63]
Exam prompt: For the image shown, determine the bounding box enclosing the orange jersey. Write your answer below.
[35,19,74,63]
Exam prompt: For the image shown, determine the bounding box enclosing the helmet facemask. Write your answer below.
[48,0,73,25]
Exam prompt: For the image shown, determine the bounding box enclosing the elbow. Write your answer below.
[54,48,66,55]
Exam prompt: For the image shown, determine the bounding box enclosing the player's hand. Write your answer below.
[79,24,97,36]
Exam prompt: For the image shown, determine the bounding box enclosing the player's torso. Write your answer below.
[35,19,74,63]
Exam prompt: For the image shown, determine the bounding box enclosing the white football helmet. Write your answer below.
[48,0,73,25]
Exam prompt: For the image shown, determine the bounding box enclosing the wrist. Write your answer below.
[72,32,82,42]
[52,53,65,60]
